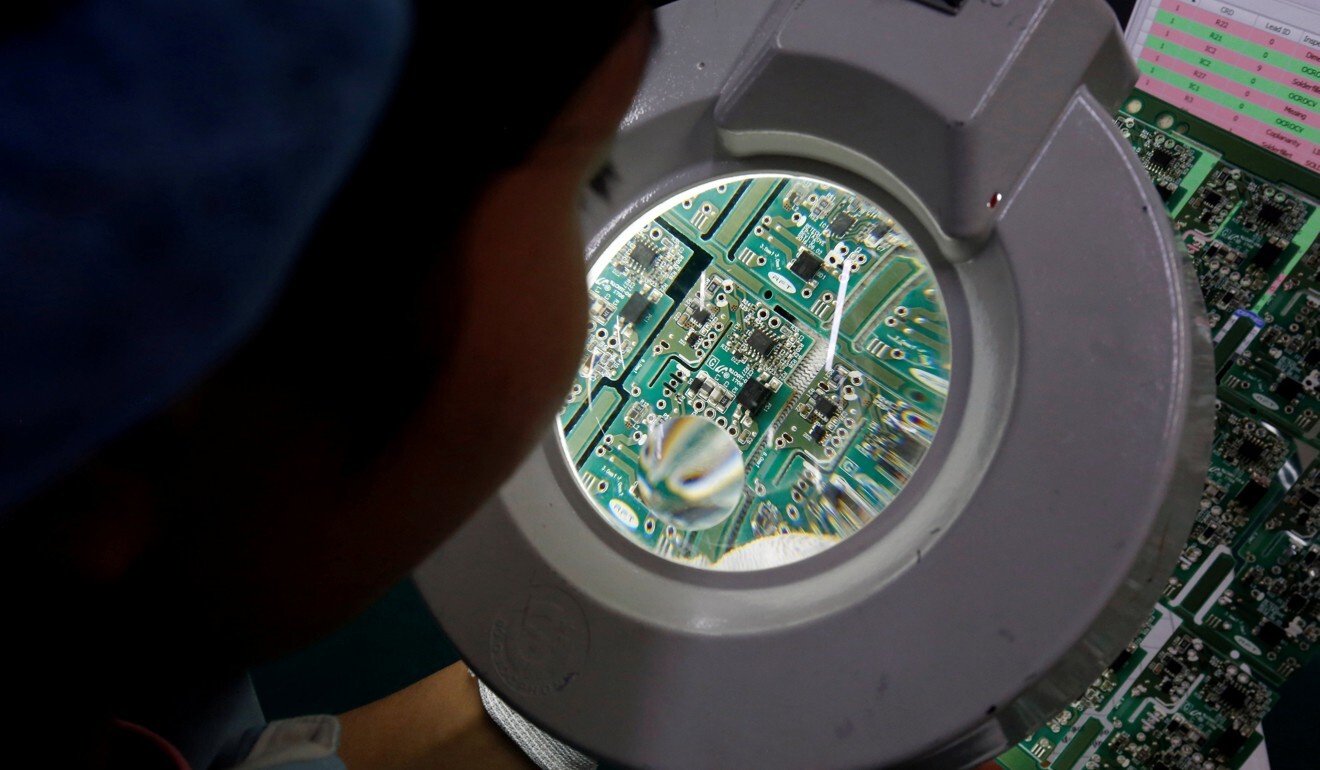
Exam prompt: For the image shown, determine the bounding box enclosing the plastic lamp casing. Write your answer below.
[416,1,1214,768]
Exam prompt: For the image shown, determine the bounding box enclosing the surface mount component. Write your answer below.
[417,1,1212,769]
[559,172,949,568]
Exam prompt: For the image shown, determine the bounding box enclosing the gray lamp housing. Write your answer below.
[416,1,1214,768]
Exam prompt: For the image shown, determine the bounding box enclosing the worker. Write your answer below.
[0,2,651,767]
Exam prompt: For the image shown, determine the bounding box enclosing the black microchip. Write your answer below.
[1258,620,1286,647]
[1252,241,1283,269]
[748,329,778,358]
[691,307,711,326]
[619,293,651,326]
[737,378,772,414]
[632,242,658,269]
[685,331,701,347]
[789,250,823,282]
[1300,488,1320,508]
[1237,441,1263,464]
[1259,203,1284,225]
[828,210,856,237]
[809,424,827,443]
[1286,594,1309,614]
[1276,376,1303,402]
[1306,348,1320,367]
[814,395,838,421]
[1156,184,1173,203]
[1203,190,1223,209]
[1109,648,1133,673]
[1237,481,1268,510]
[1220,686,1247,710]
[1216,730,1248,760]
[1164,659,1184,677]
[869,223,892,242]
[1150,148,1174,168]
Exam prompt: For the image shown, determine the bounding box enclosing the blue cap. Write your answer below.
[0,0,409,513]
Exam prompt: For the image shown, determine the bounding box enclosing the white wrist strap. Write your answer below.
[475,676,598,770]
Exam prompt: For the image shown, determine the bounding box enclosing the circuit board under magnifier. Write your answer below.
[557,173,952,570]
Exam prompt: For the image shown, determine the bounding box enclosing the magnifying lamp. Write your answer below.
[415,1,1213,767]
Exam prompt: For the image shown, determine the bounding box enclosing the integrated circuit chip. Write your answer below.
[789,250,823,281]
[1237,441,1263,464]
[736,378,772,414]
[1150,148,1174,168]
[1216,730,1248,760]
[828,210,856,237]
[867,223,892,244]
[632,242,658,269]
[814,394,839,420]
[748,329,778,358]
[620,293,651,326]
[1252,241,1283,269]
[1219,686,1247,710]
[1237,481,1268,510]
[1256,618,1288,647]
[1276,376,1302,402]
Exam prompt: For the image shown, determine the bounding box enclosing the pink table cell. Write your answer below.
[1139,72,1196,110]
[1204,101,1244,133]
[1152,22,1219,57]
[1278,37,1312,63]
[1288,74,1320,97]
[1149,22,1320,125]
[1233,109,1320,165]
[1233,55,1320,103]
[1143,47,1271,110]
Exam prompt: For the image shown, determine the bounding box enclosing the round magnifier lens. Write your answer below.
[558,173,950,570]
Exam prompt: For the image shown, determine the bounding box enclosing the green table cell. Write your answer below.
[1156,9,1251,54]
[1150,36,1275,94]
[1155,8,1320,84]
[1155,37,1287,97]
[1141,61,1320,144]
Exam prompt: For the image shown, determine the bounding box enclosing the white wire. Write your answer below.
[824,256,855,374]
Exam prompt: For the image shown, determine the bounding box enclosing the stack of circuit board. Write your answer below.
[996,92,1320,770]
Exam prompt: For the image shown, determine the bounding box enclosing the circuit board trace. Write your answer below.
[559,174,950,569]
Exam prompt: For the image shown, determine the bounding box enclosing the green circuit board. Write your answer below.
[558,174,949,570]
[997,92,1320,770]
